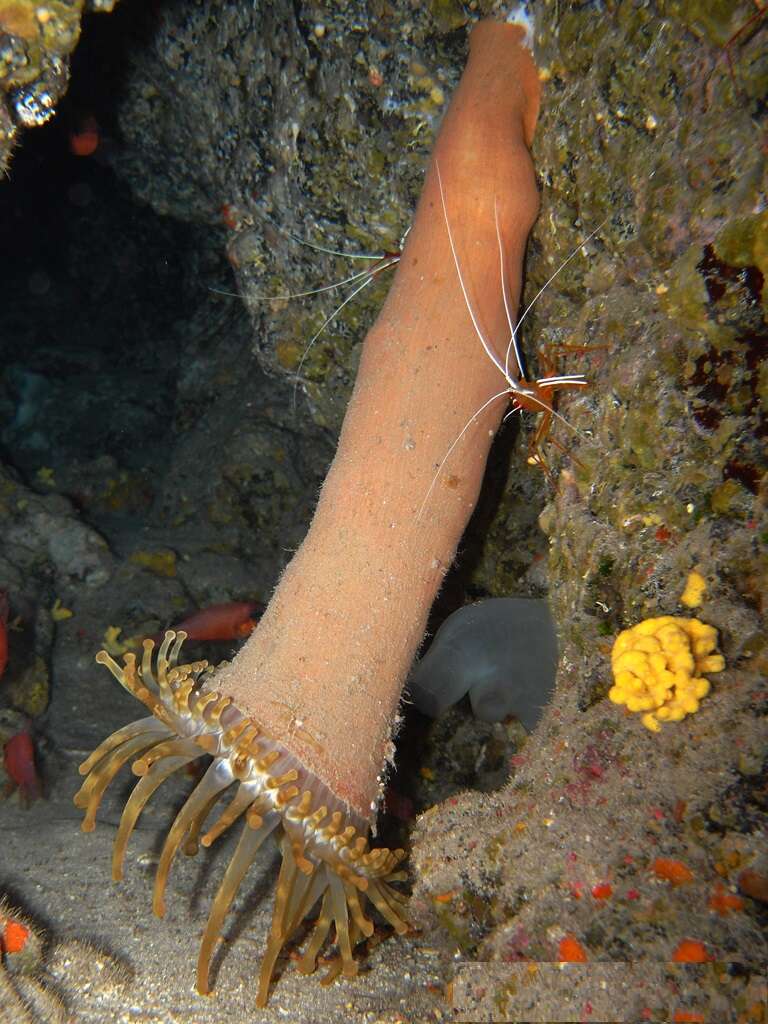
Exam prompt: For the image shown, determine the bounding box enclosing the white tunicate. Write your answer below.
[407,598,558,730]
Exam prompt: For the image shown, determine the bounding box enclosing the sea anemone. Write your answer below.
[75,632,408,1005]
[75,17,541,1006]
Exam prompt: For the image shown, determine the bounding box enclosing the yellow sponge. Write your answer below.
[610,616,725,731]
[680,570,707,608]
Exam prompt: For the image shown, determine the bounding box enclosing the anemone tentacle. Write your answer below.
[76,631,408,1007]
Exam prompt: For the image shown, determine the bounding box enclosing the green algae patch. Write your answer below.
[662,247,712,332]
[710,478,750,517]
[665,0,760,47]
[714,212,768,313]
[6,655,50,717]
[129,548,177,578]
[485,833,507,865]
[429,0,468,34]
[623,408,661,470]
[715,214,767,269]
[275,337,304,372]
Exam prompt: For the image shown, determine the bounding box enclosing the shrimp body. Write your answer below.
[505,371,590,472]
[415,164,598,517]
[507,374,587,416]
[425,162,602,498]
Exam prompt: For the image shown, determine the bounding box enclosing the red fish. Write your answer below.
[0,590,8,680]
[3,730,42,805]
[168,601,260,643]
[69,114,100,157]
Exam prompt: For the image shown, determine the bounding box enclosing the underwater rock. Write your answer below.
[412,3,767,1019]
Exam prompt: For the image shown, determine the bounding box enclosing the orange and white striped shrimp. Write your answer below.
[418,164,605,518]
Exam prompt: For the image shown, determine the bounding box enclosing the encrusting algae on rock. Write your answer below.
[610,616,725,732]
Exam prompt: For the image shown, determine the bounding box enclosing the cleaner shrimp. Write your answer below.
[211,218,404,408]
[417,164,605,519]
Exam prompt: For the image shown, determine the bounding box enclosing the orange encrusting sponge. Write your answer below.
[610,616,725,732]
